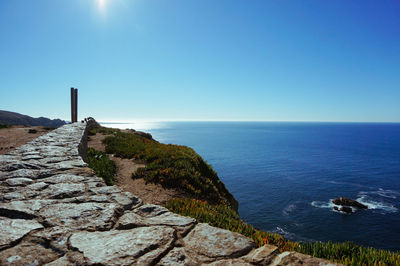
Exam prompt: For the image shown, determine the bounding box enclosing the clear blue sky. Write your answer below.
[1,1,399,122]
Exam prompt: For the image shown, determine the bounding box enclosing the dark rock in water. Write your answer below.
[340,206,353,213]
[332,197,368,209]
[333,205,353,213]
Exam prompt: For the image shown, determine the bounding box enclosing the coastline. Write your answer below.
[100,121,400,252]
[2,121,400,263]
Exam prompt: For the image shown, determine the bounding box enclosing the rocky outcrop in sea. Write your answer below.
[332,197,368,213]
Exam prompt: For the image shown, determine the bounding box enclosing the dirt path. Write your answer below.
[0,126,52,155]
[88,133,185,206]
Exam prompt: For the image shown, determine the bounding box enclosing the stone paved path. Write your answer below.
[0,120,339,265]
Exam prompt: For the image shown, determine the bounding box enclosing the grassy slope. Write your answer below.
[87,147,116,185]
[90,126,238,210]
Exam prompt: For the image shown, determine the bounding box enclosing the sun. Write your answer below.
[97,0,107,13]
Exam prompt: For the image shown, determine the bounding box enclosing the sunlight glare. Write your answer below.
[97,0,107,13]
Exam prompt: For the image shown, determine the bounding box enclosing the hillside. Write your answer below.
[0,110,66,128]
[87,126,239,211]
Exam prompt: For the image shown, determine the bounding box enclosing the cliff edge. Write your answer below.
[0,119,339,265]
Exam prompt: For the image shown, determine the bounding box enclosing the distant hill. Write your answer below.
[0,110,66,128]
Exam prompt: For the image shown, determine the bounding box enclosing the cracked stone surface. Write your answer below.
[118,208,196,229]
[5,177,33,186]
[69,226,175,265]
[40,202,122,230]
[158,247,198,265]
[44,183,86,199]
[269,251,340,265]
[41,174,86,184]
[183,223,255,259]
[0,217,43,249]
[241,244,280,264]
[0,120,340,265]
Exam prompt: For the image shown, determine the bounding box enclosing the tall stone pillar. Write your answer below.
[74,88,78,122]
[70,87,75,123]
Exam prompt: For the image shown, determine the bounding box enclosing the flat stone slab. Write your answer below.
[0,199,55,217]
[26,182,48,191]
[0,217,43,249]
[270,251,341,265]
[0,160,42,171]
[69,226,175,265]
[44,183,85,199]
[117,210,195,229]
[5,177,33,186]
[41,174,86,184]
[110,191,142,210]
[241,244,279,264]
[134,204,170,217]
[40,202,122,230]
[90,185,122,195]
[183,223,255,259]
[1,169,54,180]
[21,154,43,161]
[158,247,198,266]
[3,192,25,201]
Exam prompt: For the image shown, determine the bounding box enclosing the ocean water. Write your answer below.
[103,122,400,251]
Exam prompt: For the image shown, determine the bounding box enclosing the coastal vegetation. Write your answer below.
[167,198,400,265]
[87,147,116,185]
[89,126,238,210]
[0,124,11,129]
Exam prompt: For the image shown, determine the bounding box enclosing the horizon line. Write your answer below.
[95,120,400,124]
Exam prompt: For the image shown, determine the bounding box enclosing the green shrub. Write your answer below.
[167,198,400,265]
[101,130,237,210]
[87,148,116,185]
[91,126,120,135]
[88,129,97,136]
[296,241,400,265]
[0,124,11,129]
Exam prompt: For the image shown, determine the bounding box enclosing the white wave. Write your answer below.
[356,196,398,213]
[275,227,297,240]
[311,200,356,214]
[274,227,315,242]
[359,188,400,199]
[311,200,335,209]
[282,204,296,215]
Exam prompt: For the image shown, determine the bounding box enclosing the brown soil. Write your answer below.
[88,132,186,206]
[0,126,52,155]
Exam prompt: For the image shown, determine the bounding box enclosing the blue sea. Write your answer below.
[103,122,400,251]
